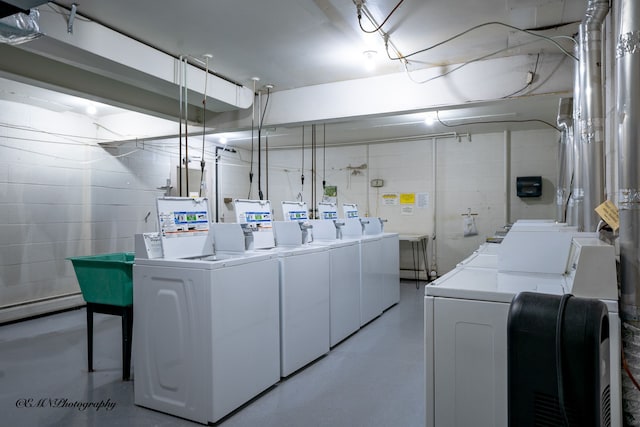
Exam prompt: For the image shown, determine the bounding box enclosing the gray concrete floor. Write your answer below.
[0,281,425,426]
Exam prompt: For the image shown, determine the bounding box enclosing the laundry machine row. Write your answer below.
[424,222,621,427]
[133,197,401,425]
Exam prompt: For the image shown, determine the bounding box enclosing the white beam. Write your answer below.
[209,54,574,130]
[6,7,253,116]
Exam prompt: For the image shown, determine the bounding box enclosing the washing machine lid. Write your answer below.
[271,244,328,257]
[156,197,212,259]
[475,242,501,256]
[309,219,338,241]
[457,253,498,269]
[426,267,566,303]
[134,250,274,269]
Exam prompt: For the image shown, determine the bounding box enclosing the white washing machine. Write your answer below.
[363,217,400,311]
[456,244,499,269]
[424,231,621,427]
[342,204,392,326]
[133,198,281,424]
[342,217,383,326]
[310,217,361,347]
[236,200,331,378]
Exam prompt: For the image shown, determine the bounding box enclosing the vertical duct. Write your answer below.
[556,97,573,223]
[579,0,609,231]
[570,43,582,228]
[617,0,640,423]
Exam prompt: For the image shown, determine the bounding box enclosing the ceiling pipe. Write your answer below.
[578,0,608,232]
[617,0,640,423]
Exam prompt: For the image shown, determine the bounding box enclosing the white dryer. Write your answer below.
[424,230,621,427]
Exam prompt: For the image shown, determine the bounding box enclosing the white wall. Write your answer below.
[249,128,559,274]
[0,101,211,313]
[0,99,559,317]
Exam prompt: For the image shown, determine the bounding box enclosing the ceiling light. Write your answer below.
[219,136,227,145]
[424,112,437,126]
[86,104,97,115]
[363,50,377,71]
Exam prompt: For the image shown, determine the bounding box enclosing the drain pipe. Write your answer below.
[617,0,640,423]
[579,0,609,231]
[556,98,573,223]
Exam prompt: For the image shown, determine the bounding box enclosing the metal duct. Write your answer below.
[618,0,640,423]
[578,0,609,232]
[0,7,40,44]
[556,97,573,223]
[570,43,582,228]
[618,0,640,322]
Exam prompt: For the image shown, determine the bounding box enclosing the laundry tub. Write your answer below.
[68,252,134,380]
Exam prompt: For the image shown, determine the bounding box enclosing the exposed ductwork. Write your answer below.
[570,43,582,228]
[618,0,640,332]
[0,0,47,19]
[0,7,41,45]
[617,0,640,423]
[556,97,573,223]
[0,4,252,120]
[578,0,608,232]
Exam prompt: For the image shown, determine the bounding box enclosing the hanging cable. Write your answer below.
[257,85,272,201]
[199,55,211,197]
[401,36,565,86]
[322,123,326,189]
[384,21,577,62]
[501,53,540,99]
[178,55,183,197]
[266,128,269,200]
[257,90,263,200]
[435,110,559,131]
[301,125,305,198]
[248,77,258,199]
[356,0,405,33]
[312,124,317,218]
[184,58,190,197]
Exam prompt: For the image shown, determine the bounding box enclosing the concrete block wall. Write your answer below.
[0,98,559,315]
[256,129,559,274]
[1,101,179,311]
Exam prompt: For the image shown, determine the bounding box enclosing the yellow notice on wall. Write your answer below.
[595,200,620,231]
[400,193,415,205]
